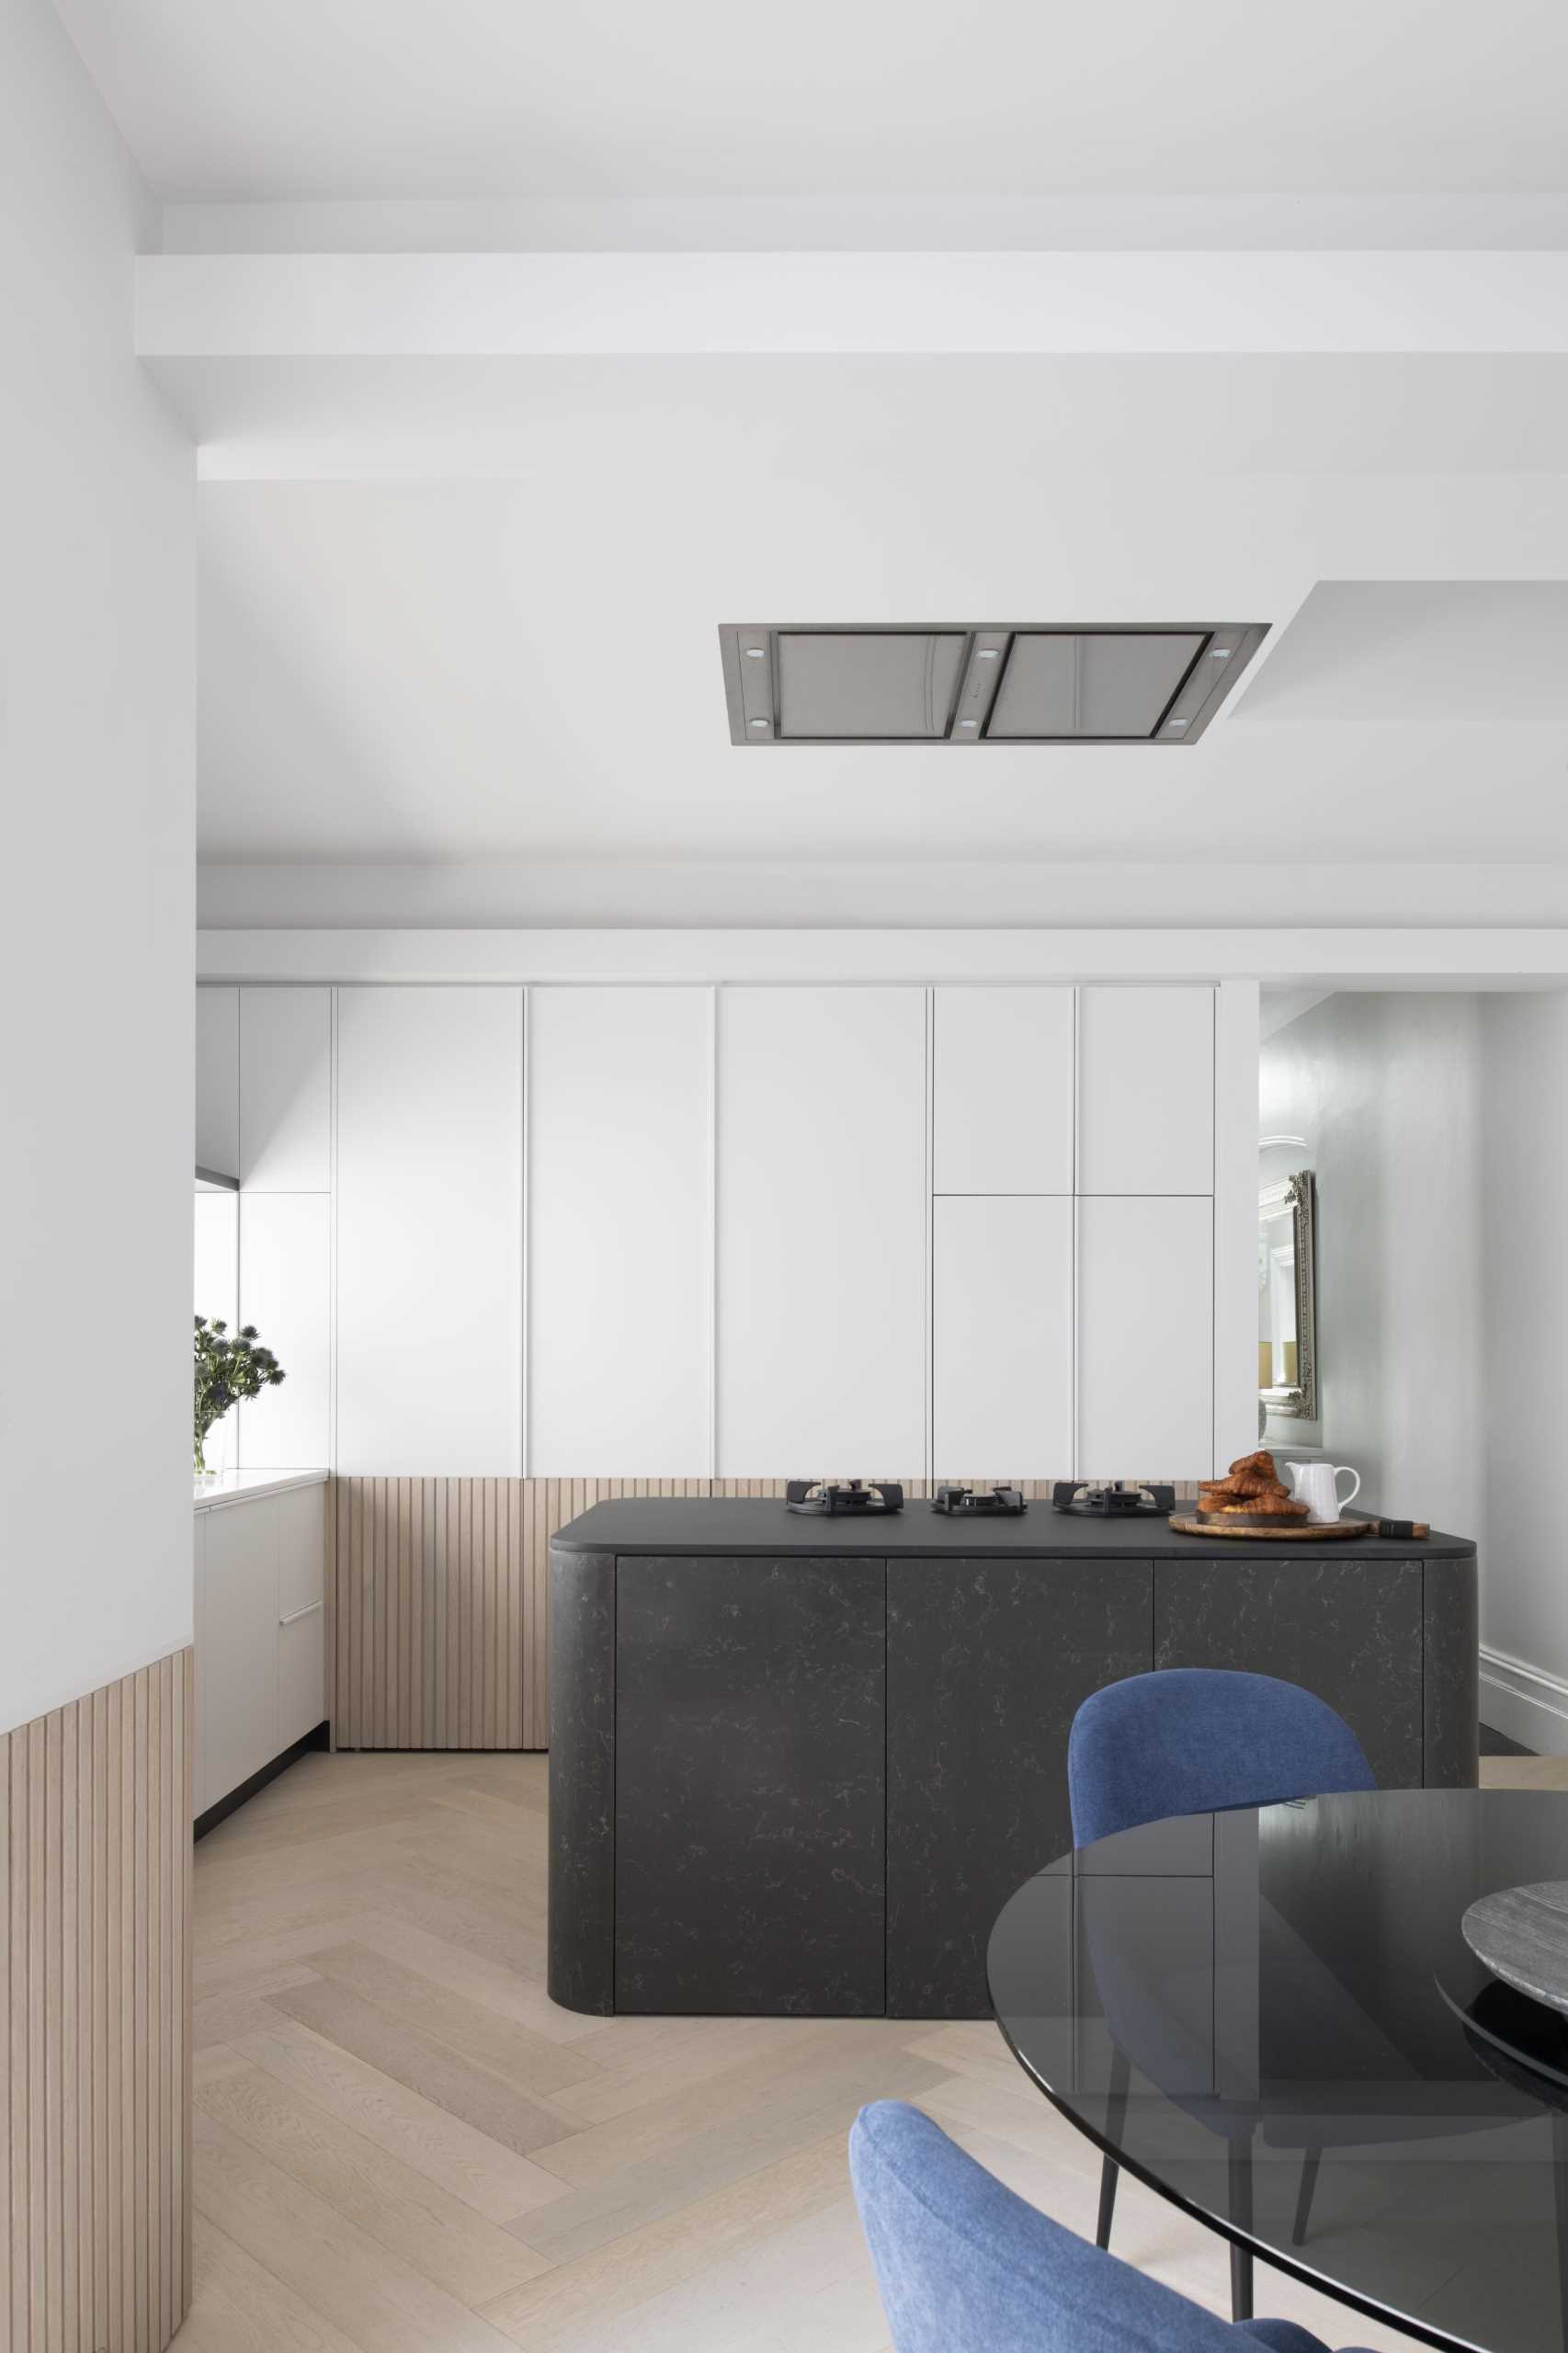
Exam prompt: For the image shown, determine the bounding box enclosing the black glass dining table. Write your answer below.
[988,1789,1568,2353]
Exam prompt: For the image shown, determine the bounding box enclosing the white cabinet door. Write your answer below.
[276,1483,324,1619]
[196,988,238,1176]
[277,1484,325,1749]
[240,988,331,1189]
[933,1196,1074,1477]
[1077,987,1214,1195]
[1076,1196,1213,1479]
[336,987,523,1475]
[528,987,711,1476]
[717,987,926,1475]
[933,987,1074,1193]
[279,1617,325,1754]
[200,1497,280,1809]
[238,1194,331,1467]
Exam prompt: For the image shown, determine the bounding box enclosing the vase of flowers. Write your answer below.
[194,1315,286,1476]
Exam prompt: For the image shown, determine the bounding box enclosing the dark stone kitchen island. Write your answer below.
[548,1498,1478,2020]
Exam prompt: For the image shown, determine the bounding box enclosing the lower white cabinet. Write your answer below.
[933,1196,1074,1475]
[1076,1196,1214,1479]
[193,1477,326,1817]
[277,1483,328,1751]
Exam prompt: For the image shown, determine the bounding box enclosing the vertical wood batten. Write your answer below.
[325,1473,1197,1752]
[0,1654,192,2353]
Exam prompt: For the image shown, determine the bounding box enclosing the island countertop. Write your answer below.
[551,1495,1474,1561]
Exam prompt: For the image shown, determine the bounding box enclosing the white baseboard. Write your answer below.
[1480,1644,1568,1756]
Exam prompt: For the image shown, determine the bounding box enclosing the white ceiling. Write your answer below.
[55,0,1568,202]
[195,364,1568,864]
[54,0,1568,901]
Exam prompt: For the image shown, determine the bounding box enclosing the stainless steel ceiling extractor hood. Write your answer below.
[719,622,1267,745]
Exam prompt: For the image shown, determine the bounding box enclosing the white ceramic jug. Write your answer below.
[1287,1461,1361,1525]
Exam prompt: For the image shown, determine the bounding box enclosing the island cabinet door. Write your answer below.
[615,1555,886,2016]
[1154,1557,1425,1790]
[886,1558,1154,2019]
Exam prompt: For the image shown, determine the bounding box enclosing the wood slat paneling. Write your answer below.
[328,1476,1197,1752]
[1,1649,193,2353]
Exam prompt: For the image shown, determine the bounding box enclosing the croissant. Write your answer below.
[1227,1449,1280,1482]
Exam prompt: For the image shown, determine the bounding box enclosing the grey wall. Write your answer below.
[1259,993,1486,1545]
[1479,993,1568,1702]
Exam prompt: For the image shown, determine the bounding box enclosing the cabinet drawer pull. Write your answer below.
[278,1600,324,1627]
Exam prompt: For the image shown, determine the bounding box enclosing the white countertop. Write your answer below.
[193,1467,329,1513]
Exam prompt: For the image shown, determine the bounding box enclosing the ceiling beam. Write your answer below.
[137,250,1568,360]
[196,925,1568,988]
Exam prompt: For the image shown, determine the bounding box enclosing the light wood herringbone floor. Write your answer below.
[176,1751,1554,2353]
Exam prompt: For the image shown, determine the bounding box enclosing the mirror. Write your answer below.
[1258,1168,1317,1419]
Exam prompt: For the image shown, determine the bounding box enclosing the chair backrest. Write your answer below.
[849,2100,1333,2352]
[1068,1668,1376,1849]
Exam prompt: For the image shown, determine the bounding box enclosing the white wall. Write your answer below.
[1258,993,1486,1537]
[0,0,194,1732]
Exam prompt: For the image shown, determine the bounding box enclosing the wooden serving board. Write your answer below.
[1171,1512,1369,1541]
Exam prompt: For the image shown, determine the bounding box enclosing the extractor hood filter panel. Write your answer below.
[720,623,1267,745]
[778,631,969,739]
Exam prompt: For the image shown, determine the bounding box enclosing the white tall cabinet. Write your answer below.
[933,986,1075,1194]
[1074,985,1217,1474]
[933,1196,1074,1472]
[1077,985,1215,1194]
[335,985,523,1476]
[1076,1196,1214,1476]
[928,983,1217,1478]
[197,973,1246,1492]
[237,986,334,1467]
[717,987,927,1474]
[931,986,1076,1475]
[528,986,712,1476]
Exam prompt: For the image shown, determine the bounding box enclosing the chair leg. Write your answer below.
[1544,2108,1553,2343]
[1229,2141,1255,2324]
[1291,2147,1322,2247]
[1096,2045,1131,2250]
[1230,2241,1254,2325]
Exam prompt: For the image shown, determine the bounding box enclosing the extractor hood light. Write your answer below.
[977,648,999,660]
[749,717,769,730]
[1210,647,1231,659]
[745,646,767,658]
[1166,717,1188,731]
[959,719,977,729]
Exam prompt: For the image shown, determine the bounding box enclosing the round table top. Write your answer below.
[988,1788,1568,2353]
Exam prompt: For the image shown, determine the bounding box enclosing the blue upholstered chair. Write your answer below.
[1066,1669,1378,2319]
[849,2101,1379,2353]
[1067,1668,1376,1850]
